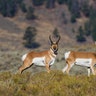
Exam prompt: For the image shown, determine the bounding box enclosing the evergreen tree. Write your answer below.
[53,28,59,38]
[0,0,17,17]
[23,26,40,48]
[84,21,91,36]
[89,7,96,42]
[26,6,36,20]
[46,0,56,9]
[32,0,44,6]
[91,25,96,42]
[76,26,86,42]
[70,14,76,23]
[61,12,68,24]
[20,3,27,13]
[57,0,67,5]
[80,1,90,17]
[67,0,80,18]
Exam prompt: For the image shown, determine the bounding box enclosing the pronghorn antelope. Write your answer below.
[62,51,96,76]
[19,35,60,74]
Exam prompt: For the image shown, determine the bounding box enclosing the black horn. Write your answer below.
[56,35,60,44]
[49,35,53,44]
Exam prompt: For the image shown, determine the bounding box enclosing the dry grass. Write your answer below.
[0,71,96,96]
[0,45,96,95]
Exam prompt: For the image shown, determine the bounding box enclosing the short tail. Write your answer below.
[21,54,27,61]
[64,51,70,60]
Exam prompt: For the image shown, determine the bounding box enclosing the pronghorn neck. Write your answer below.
[49,48,57,57]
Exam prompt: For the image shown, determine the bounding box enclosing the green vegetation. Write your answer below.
[76,26,86,42]
[32,0,45,6]
[23,26,40,48]
[53,28,60,38]
[57,0,67,5]
[26,6,36,20]
[0,0,17,17]
[46,0,56,8]
[0,71,96,96]
[20,3,27,13]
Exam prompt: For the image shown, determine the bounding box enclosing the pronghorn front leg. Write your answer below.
[66,60,74,74]
[45,63,50,73]
[45,57,51,73]
[90,65,95,75]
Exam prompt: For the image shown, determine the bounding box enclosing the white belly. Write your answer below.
[32,57,55,66]
[75,58,92,67]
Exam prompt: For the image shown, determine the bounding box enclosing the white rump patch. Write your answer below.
[21,54,27,61]
[75,58,92,67]
[64,51,71,59]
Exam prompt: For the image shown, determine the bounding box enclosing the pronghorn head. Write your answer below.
[49,35,60,54]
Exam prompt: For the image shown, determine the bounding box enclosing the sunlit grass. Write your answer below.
[0,71,96,96]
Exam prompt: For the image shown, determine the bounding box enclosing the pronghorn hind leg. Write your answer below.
[19,59,33,74]
[87,67,91,77]
[90,65,95,75]
[62,65,68,73]
[66,62,74,75]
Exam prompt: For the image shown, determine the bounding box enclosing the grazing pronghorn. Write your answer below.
[62,51,96,76]
[19,35,60,74]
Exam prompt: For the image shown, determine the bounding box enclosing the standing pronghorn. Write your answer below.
[62,51,96,76]
[19,35,60,74]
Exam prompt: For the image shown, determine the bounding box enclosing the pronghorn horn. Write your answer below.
[56,35,60,44]
[49,35,53,44]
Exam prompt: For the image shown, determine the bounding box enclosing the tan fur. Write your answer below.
[19,35,60,74]
[63,51,96,76]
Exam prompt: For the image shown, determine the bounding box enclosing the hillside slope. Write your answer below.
[0,3,94,51]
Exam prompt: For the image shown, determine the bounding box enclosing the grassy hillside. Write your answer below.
[0,70,96,96]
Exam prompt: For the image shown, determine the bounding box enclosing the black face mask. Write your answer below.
[54,49,58,55]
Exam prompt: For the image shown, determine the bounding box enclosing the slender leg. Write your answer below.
[45,63,50,73]
[90,65,95,75]
[62,65,68,73]
[87,67,91,77]
[19,59,32,74]
[45,57,51,73]
[66,63,74,74]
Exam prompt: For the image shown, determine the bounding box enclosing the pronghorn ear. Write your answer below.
[49,35,53,44]
[56,35,60,44]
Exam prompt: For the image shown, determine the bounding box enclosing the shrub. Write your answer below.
[53,28,60,38]
[26,6,36,20]
[32,0,45,6]
[23,26,40,48]
[20,3,27,13]
[70,14,76,23]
